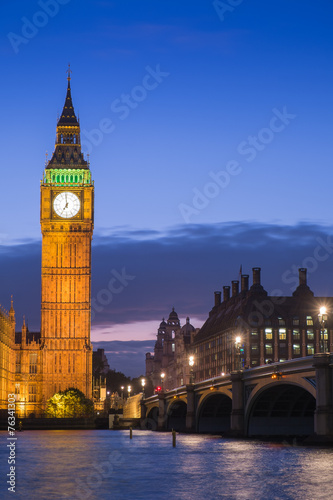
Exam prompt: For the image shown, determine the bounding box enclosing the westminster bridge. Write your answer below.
[141,353,333,437]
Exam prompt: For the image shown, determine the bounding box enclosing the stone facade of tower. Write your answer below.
[40,73,94,400]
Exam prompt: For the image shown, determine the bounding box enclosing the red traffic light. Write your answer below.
[155,386,162,393]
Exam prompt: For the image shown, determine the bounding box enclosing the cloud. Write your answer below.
[1,221,333,335]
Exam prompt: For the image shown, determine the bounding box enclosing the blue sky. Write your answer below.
[1,1,333,375]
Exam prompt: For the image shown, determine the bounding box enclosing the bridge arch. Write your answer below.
[197,391,232,433]
[142,405,159,430]
[166,399,187,431]
[246,382,316,437]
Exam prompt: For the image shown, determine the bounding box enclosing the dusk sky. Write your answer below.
[1,1,333,376]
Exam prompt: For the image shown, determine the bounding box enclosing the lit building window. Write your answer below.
[279,328,286,340]
[172,343,175,352]
[265,343,273,354]
[251,330,258,336]
[265,328,273,340]
[293,344,301,355]
[307,329,314,340]
[306,316,313,326]
[293,329,300,340]
[278,317,285,326]
[307,344,314,355]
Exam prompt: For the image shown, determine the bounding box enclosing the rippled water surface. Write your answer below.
[0,430,333,500]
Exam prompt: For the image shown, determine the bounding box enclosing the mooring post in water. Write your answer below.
[130,426,133,439]
[172,429,176,447]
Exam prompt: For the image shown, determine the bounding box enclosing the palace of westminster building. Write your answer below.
[0,74,332,415]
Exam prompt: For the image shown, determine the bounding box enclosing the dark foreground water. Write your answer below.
[0,430,333,500]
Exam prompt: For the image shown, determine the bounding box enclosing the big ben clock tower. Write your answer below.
[40,69,93,400]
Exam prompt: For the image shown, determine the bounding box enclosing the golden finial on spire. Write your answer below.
[45,151,48,167]
[67,63,72,82]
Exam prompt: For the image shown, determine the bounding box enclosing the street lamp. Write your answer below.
[318,306,328,353]
[127,385,131,398]
[161,372,165,391]
[141,378,146,398]
[235,336,242,371]
[189,355,194,384]
[120,386,124,400]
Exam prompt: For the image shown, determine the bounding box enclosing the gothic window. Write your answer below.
[29,353,37,374]
[28,385,37,402]
[15,383,20,400]
[15,352,21,373]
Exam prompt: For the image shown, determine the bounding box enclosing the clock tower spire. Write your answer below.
[40,70,94,402]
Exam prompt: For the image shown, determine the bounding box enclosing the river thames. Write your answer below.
[0,430,332,499]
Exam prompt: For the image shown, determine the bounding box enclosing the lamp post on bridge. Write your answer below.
[160,372,165,392]
[141,378,146,399]
[318,306,328,353]
[234,336,242,371]
[189,355,194,384]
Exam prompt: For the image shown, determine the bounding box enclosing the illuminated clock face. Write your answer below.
[53,192,80,218]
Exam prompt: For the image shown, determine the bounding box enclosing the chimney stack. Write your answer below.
[214,291,221,307]
[223,286,230,302]
[252,267,261,286]
[299,268,307,286]
[241,274,249,292]
[232,280,239,297]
